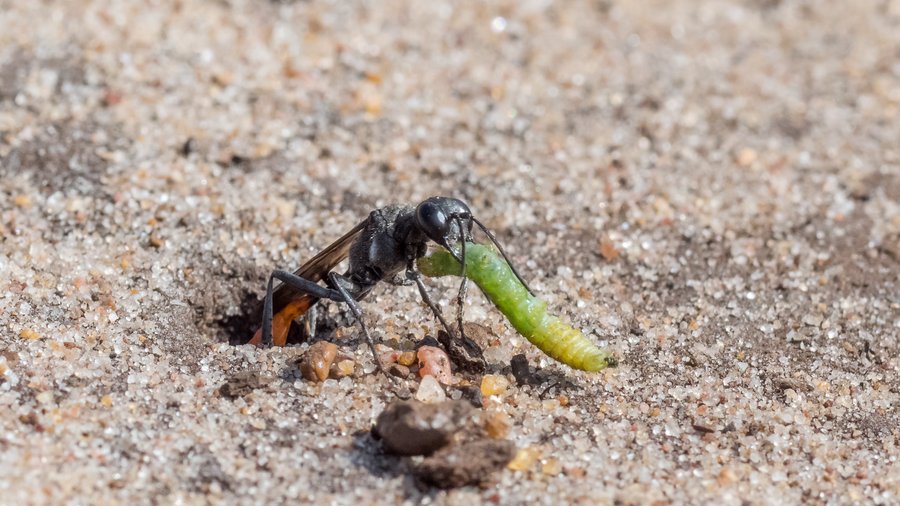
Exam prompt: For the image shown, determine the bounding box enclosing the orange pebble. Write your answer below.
[417,346,453,384]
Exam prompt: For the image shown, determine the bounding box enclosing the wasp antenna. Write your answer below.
[471,217,534,296]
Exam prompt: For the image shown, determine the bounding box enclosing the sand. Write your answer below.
[1,0,898,504]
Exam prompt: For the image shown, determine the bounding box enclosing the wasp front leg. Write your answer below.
[406,263,486,374]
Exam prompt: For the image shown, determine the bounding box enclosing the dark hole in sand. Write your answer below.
[214,288,352,347]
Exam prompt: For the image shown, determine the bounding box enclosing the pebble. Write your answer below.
[507,447,541,472]
[510,354,535,386]
[414,439,517,488]
[219,371,274,398]
[480,374,510,397]
[460,322,494,346]
[598,237,620,261]
[397,351,417,367]
[415,375,447,403]
[299,342,339,382]
[373,399,473,456]
[331,359,355,378]
[13,194,32,208]
[735,147,758,167]
[36,391,54,404]
[19,329,41,341]
[388,363,410,378]
[542,458,563,476]
[483,411,510,439]
[417,346,453,385]
[379,350,401,365]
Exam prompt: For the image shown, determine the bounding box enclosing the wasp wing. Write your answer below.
[249,218,369,346]
[270,217,368,312]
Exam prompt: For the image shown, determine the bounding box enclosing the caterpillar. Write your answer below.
[417,243,617,372]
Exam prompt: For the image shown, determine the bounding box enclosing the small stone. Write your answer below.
[414,439,516,488]
[331,359,355,378]
[510,354,534,386]
[507,447,541,471]
[19,413,42,430]
[566,466,587,478]
[417,346,454,384]
[735,147,758,167]
[181,137,197,156]
[13,194,32,208]
[542,458,563,476]
[36,391,53,404]
[774,377,811,393]
[453,385,484,408]
[299,341,339,382]
[373,399,473,456]
[148,233,164,249]
[415,375,447,403]
[397,351,417,367]
[598,237,620,261]
[0,351,18,365]
[219,371,274,398]
[102,88,123,106]
[461,322,494,346]
[19,329,41,341]
[481,374,510,397]
[379,349,401,365]
[718,467,737,485]
[483,411,510,439]
[100,395,114,407]
[388,363,410,378]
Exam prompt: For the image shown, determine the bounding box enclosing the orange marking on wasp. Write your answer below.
[249,298,314,346]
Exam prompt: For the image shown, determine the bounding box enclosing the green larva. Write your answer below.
[417,243,617,372]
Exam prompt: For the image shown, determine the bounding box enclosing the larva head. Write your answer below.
[415,196,473,259]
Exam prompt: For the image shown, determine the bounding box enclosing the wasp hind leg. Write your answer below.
[301,305,318,341]
[259,270,344,347]
[326,272,387,376]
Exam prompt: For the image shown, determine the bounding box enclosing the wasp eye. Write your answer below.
[415,200,450,240]
[416,196,474,253]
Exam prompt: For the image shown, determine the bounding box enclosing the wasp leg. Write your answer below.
[304,305,318,341]
[406,267,454,336]
[326,272,387,376]
[449,217,484,373]
[261,270,344,347]
[406,264,485,374]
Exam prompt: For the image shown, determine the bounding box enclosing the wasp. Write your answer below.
[247,196,532,374]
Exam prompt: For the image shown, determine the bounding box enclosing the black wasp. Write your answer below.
[247,196,532,374]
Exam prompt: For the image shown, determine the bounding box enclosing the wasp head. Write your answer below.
[415,196,473,261]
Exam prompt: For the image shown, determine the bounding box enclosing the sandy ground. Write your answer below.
[2,0,899,504]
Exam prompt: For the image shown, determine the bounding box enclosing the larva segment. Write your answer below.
[418,243,617,372]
